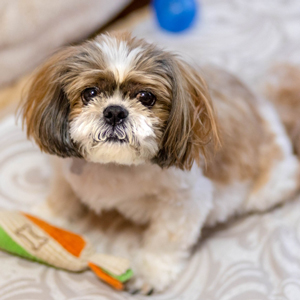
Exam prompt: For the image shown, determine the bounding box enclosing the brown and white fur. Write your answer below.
[21,33,300,294]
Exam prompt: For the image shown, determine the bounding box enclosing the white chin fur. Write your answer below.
[86,141,155,165]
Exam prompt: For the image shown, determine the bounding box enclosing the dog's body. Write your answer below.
[22,33,300,293]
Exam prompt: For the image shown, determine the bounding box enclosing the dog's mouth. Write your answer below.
[99,131,128,143]
[106,136,127,143]
[95,125,129,144]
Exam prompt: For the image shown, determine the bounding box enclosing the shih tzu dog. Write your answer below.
[21,32,300,294]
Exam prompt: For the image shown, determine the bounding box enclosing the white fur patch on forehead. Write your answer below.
[95,35,144,82]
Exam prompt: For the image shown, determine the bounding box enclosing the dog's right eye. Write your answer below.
[81,87,99,104]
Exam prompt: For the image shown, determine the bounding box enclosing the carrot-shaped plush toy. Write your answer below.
[0,211,133,290]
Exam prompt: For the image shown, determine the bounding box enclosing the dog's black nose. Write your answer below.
[103,105,128,125]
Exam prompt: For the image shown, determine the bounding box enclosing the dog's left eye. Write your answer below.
[136,91,156,107]
[81,87,99,104]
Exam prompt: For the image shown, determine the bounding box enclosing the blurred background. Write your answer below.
[1,0,300,115]
[1,1,300,299]
[0,0,149,113]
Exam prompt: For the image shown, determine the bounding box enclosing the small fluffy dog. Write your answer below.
[21,32,300,293]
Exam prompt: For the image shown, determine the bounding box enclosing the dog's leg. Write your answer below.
[264,64,300,157]
[47,171,87,221]
[242,100,300,214]
[127,177,213,293]
[32,158,86,225]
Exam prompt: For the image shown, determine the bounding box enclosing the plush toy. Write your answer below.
[0,211,133,290]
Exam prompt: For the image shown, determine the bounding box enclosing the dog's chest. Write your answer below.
[62,158,191,220]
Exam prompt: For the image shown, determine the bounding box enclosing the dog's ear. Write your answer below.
[155,58,219,170]
[20,48,82,158]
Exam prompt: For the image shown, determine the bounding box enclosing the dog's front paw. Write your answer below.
[126,277,154,295]
[126,251,186,295]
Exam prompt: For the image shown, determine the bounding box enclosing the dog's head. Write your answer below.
[22,32,218,169]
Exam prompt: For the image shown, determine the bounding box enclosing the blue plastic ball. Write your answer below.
[153,0,198,33]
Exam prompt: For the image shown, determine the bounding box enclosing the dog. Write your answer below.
[21,32,300,294]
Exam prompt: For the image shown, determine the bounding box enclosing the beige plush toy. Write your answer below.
[0,211,133,290]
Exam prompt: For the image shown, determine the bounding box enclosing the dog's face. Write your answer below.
[22,33,218,169]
